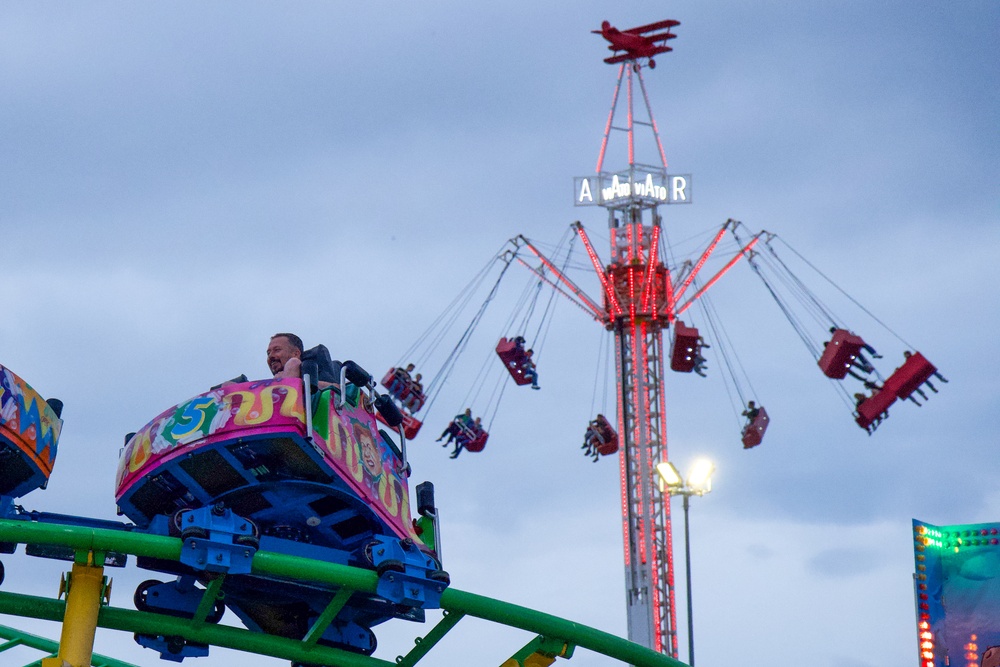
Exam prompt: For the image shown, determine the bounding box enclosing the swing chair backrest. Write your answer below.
[817,329,866,380]
[496,337,533,386]
[669,320,700,373]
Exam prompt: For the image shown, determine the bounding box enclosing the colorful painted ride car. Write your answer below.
[0,363,62,499]
[116,368,446,658]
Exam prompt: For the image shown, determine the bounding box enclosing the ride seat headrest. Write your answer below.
[301,344,340,384]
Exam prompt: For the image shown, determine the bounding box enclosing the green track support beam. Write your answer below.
[396,609,466,667]
[0,518,688,667]
[0,624,140,667]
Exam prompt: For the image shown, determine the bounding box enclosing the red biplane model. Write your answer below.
[593,19,680,69]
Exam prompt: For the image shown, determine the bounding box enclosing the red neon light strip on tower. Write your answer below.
[596,64,626,174]
[629,267,637,323]
[672,222,728,304]
[676,236,760,316]
[574,223,624,317]
[615,336,629,567]
[516,236,606,321]
[638,320,662,652]
[640,224,661,313]
[656,346,677,657]
[630,320,643,565]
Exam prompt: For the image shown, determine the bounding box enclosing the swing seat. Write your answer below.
[818,329,867,379]
[380,368,426,412]
[457,425,488,453]
[855,390,897,431]
[594,426,619,456]
[401,414,422,439]
[585,415,619,456]
[376,410,422,439]
[381,368,409,398]
[889,352,938,401]
[401,392,425,414]
[669,321,700,373]
[496,338,533,386]
[741,407,769,449]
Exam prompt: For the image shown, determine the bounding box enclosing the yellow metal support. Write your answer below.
[501,635,574,667]
[41,551,107,667]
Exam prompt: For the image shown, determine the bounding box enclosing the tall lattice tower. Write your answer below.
[522,24,754,655]
[576,59,685,654]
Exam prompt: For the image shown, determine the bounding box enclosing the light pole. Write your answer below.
[656,459,714,667]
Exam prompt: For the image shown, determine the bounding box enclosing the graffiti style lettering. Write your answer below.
[169,397,217,441]
[378,473,399,517]
[128,429,154,474]
[16,392,58,467]
[343,423,364,483]
[228,385,304,427]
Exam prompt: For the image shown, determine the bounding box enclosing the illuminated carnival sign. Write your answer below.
[913,519,1000,667]
[573,170,692,207]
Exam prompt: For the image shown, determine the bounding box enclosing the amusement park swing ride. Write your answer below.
[372,18,946,659]
[0,18,945,667]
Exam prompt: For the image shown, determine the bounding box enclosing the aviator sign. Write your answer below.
[574,171,692,207]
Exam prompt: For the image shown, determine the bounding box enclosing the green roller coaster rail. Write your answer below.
[0,518,688,667]
[0,623,141,667]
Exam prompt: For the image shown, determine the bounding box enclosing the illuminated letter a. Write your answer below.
[578,178,593,203]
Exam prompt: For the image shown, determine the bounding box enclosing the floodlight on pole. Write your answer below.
[686,459,714,495]
[655,461,682,491]
[656,459,714,667]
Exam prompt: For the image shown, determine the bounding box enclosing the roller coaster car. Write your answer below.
[0,364,63,500]
[818,329,867,379]
[495,337,535,386]
[669,321,701,373]
[854,351,941,432]
[116,368,447,658]
[741,407,769,449]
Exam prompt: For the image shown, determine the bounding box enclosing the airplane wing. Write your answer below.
[604,46,672,64]
[623,19,680,35]
[645,31,679,45]
[604,53,633,65]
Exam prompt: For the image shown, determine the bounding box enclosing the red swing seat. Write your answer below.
[380,368,426,413]
[741,407,769,449]
[890,352,938,401]
[496,337,534,386]
[457,425,488,453]
[670,320,701,373]
[855,351,940,431]
[855,390,896,431]
[375,410,423,440]
[818,329,867,379]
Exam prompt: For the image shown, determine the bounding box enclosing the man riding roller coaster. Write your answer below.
[267,332,334,389]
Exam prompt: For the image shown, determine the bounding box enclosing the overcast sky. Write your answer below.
[1,2,998,666]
